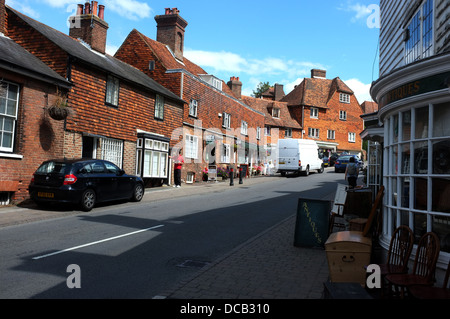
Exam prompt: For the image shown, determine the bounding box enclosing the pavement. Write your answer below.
[0,169,367,300]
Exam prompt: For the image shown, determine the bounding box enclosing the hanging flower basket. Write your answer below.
[47,92,70,121]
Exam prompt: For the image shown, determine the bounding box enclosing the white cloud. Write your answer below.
[6,0,40,18]
[41,0,152,20]
[184,49,324,79]
[344,78,373,103]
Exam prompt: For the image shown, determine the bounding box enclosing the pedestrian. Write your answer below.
[171,150,184,188]
[345,156,359,189]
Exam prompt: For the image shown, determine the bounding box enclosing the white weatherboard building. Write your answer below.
[370,0,450,281]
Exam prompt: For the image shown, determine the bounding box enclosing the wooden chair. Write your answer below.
[385,232,441,298]
[378,225,414,297]
[361,185,384,238]
[409,260,450,299]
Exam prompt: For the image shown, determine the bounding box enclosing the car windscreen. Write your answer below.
[338,156,351,161]
[36,161,68,174]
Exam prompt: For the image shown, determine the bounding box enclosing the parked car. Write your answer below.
[334,155,363,173]
[329,153,339,166]
[322,156,329,167]
[29,159,145,211]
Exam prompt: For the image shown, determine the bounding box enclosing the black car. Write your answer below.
[29,159,145,211]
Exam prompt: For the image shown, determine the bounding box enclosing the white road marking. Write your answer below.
[32,224,165,260]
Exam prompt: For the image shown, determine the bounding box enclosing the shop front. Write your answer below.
[371,53,450,264]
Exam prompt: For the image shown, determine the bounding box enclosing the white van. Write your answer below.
[277,139,324,176]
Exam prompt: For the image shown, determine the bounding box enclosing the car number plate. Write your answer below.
[279,161,286,164]
[38,192,54,198]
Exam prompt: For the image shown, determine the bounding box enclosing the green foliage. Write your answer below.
[252,82,271,98]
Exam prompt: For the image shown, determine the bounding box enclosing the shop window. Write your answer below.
[414,141,428,174]
[415,106,429,139]
[433,103,450,137]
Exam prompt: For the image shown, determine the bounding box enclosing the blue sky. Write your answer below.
[5,0,380,103]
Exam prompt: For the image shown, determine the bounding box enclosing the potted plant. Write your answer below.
[202,167,208,181]
[47,91,70,120]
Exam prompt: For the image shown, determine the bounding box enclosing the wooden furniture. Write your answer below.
[351,186,384,237]
[385,232,441,298]
[409,260,450,299]
[325,231,373,286]
[328,184,347,234]
[378,225,414,297]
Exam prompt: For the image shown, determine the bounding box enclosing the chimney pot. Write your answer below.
[98,4,105,19]
[165,8,171,15]
[77,4,84,15]
[84,2,90,14]
[91,1,98,16]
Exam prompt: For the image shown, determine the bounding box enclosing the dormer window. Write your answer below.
[339,93,350,104]
[199,75,223,91]
[272,108,280,118]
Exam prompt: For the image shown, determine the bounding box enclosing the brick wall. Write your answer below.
[0,0,5,34]
[0,69,66,202]
[302,93,364,153]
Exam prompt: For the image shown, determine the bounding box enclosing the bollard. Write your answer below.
[230,167,234,186]
[239,166,243,184]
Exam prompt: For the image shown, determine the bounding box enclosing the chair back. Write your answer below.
[387,225,414,272]
[363,185,384,237]
[412,232,440,283]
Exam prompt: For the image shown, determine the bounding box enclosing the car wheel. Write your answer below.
[131,183,144,202]
[318,165,324,174]
[80,189,96,211]
[303,166,310,176]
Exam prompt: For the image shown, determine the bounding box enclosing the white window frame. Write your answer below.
[0,81,19,153]
[308,128,320,138]
[348,132,356,143]
[327,130,335,140]
[221,143,231,163]
[106,75,119,106]
[185,134,198,159]
[241,121,248,136]
[310,107,319,119]
[272,108,280,118]
[339,93,350,104]
[405,0,434,65]
[222,112,231,129]
[189,99,198,117]
[340,110,347,121]
[101,137,123,168]
[257,127,261,140]
[285,128,293,138]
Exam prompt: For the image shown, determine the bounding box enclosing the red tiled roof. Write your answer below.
[361,101,378,114]
[241,96,302,129]
[134,29,238,98]
[282,77,354,108]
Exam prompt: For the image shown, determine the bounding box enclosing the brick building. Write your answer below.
[2,1,185,203]
[242,86,303,165]
[115,8,266,183]
[281,69,364,157]
[0,0,72,203]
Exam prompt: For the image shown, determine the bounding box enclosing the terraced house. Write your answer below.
[1,1,185,202]
[115,8,266,183]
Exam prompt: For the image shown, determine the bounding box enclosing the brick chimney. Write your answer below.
[311,69,327,79]
[274,84,285,101]
[69,1,109,54]
[154,8,188,61]
[227,76,242,99]
[0,0,6,35]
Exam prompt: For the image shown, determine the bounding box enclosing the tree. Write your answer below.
[252,82,271,98]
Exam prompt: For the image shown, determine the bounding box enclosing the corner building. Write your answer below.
[370,0,450,277]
